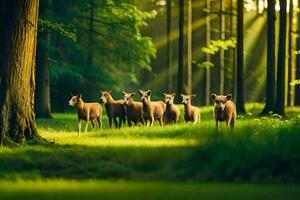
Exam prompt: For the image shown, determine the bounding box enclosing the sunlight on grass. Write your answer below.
[40,130,199,147]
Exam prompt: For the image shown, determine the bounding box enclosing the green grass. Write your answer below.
[1,180,300,200]
[1,103,300,199]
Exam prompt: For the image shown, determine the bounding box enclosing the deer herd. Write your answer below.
[68,90,237,136]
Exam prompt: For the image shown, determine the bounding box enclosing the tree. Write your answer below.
[274,0,287,116]
[261,0,276,114]
[230,0,236,101]
[287,0,294,106]
[35,0,52,118]
[0,0,41,145]
[219,0,225,94]
[236,0,246,113]
[177,0,184,102]
[167,0,172,91]
[186,0,192,94]
[205,0,211,105]
[87,0,94,68]
[296,0,300,105]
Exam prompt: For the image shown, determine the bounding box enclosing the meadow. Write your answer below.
[0,103,300,199]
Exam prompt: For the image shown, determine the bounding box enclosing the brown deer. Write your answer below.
[138,89,166,126]
[211,94,236,129]
[122,91,144,126]
[68,94,102,136]
[163,93,180,124]
[181,94,201,124]
[100,90,126,129]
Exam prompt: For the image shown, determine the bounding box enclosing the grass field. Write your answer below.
[1,103,300,199]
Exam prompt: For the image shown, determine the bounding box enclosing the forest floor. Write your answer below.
[1,103,300,199]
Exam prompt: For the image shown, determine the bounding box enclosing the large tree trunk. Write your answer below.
[177,0,184,102]
[205,0,211,106]
[274,0,287,116]
[167,0,173,92]
[35,0,51,118]
[236,0,246,113]
[219,0,225,94]
[186,0,192,94]
[261,0,276,114]
[0,0,41,145]
[296,0,300,105]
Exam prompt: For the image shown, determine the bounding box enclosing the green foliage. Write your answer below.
[294,50,300,55]
[201,37,236,55]
[290,79,300,86]
[193,38,236,69]
[38,19,77,42]
[192,61,214,68]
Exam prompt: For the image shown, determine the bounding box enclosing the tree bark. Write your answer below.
[230,0,236,101]
[205,0,211,106]
[186,0,192,94]
[0,0,41,145]
[236,0,246,114]
[35,0,52,118]
[219,0,225,94]
[261,0,276,114]
[274,0,287,116]
[177,0,184,102]
[287,0,294,106]
[296,0,300,105]
[167,0,173,92]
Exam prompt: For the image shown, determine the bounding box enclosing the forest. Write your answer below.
[1,0,300,199]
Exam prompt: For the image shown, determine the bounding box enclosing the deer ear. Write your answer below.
[181,94,184,97]
[131,93,135,97]
[138,89,143,96]
[163,93,167,96]
[77,94,82,99]
[211,93,217,100]
[226,94,232,100]
[172,93,176,97]
[191,94,196,99]
[108,90,112,94]
[122,91,126,95]
[147,90,151,96]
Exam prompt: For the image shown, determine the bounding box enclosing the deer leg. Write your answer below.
[77,119,81,137]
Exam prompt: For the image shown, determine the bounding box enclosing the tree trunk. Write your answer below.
[296,0,300,105]
[274,0,287,116]
[35,0,52,118]
[205,0,211,106]
[186,0,192,94]
[287,0,294,106]
[88,0,94,67]
[230,0,236,102]
[219,0,225,94]
[177,0,184,102]
[261,0,276,114]
[0,0,41,145]
[167,0,173,92]
[236,0,246,114]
